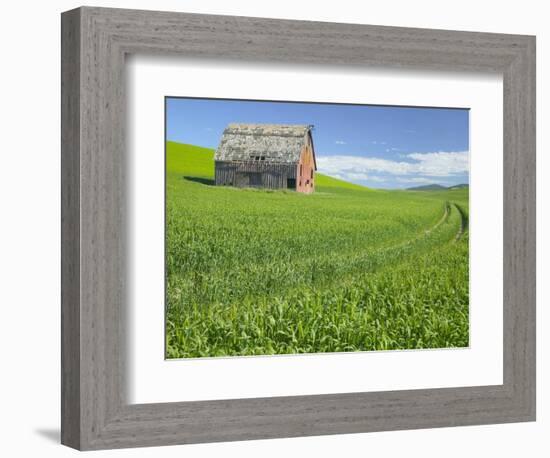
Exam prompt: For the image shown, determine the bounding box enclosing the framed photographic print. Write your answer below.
[61,6,536,450]
[163,98,470,360]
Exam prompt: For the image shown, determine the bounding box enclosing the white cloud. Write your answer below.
[368,176,388,183]
[406,152,469,176]
[334,140,347,145]
[317,151,468,180]
[328,173,387,184]
[340,172,369,181]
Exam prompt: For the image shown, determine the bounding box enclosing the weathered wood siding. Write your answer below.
[215,132,316,193]
[296,134,316,193]
[215,161,296,189]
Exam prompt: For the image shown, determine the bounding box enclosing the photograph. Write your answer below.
[165,97,470,359]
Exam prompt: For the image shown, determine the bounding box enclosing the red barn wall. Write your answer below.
[296,135,315,194]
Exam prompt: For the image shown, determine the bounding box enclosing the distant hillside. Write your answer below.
[407,184,447,191]
[447,184,469,190]
[407,183,469,191]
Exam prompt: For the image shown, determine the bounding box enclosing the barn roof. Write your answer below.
[214,123,315,165]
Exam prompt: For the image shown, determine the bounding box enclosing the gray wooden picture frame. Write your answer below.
[61,6,536,451]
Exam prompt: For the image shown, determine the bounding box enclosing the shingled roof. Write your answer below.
[214,123,314,164]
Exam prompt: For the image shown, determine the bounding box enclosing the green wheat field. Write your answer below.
[165,141,469,359]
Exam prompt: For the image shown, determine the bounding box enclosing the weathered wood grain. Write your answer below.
[61,6,536,450]
[215,161,297,189]
[60,7,81,450]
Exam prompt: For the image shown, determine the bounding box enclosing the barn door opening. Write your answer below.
[249,172,262,187]
[287,178,296,190]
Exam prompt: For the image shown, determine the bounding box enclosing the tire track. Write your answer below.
[425,202,450,235]
[452,203,468,241]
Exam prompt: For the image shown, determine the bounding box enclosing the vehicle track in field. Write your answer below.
[300,202,462,288]
[189,202,466,303]
[452,203,469,241]
[310,202,456,277]
[425,202,451,235]
[377,201,452,253]
[311,202,453,267]
[313,201,455,267]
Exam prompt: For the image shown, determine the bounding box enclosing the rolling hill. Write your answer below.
[165,141,470,358]
[407,183,469,191]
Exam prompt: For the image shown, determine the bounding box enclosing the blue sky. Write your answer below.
[166,97,469,189]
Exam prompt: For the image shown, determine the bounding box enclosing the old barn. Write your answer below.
[214,123,317,193]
